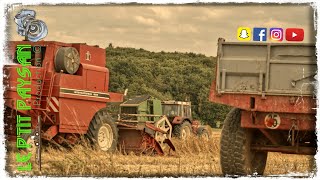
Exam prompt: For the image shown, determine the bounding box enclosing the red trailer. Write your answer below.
[209,38,316,175]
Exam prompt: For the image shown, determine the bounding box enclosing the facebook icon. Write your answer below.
[253,28,267,41]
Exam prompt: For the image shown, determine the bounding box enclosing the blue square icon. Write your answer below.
[253,28,267,41]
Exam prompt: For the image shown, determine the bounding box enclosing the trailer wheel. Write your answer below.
[174,121,192,140]
[220,108,267,176]
[87,111,118,152]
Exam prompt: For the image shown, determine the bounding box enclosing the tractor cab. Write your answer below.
[161,101,192,121]
[161,100,209,141]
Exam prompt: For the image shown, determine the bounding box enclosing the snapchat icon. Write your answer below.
[237,27,251,41]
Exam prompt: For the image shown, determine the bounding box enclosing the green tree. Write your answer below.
[106,45,230,128]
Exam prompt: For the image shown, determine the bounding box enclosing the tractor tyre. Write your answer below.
[199,129,210,141]
[220,108,267,176]
[86,110,118,152]
[173,121,192,140]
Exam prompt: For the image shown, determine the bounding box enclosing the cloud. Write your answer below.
[149,7,172,20]
[263,19,292,28]
[161,24,199,34]
[180,24,199,33]
[6,5,315,56]
[147,27,161,34]
[203,8,231,19]
[134,16,159,26]
[98,27,127,34]
[193,16,209,21]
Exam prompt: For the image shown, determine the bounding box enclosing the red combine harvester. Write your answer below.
[210,38,316,176]
[4,41,124,155]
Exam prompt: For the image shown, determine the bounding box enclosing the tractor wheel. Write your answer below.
[199,129,210,141]
[87,110,118,152]
[173,121,192,140]
[220,108,267,176]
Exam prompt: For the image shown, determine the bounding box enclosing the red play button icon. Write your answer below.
[286,28,304,41]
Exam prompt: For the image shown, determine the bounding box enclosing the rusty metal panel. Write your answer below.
[217,42,268,93]
[209,82,316,113]
[118,129,144,153]
[240,110,315,131]
[216,39,316,96]
[268,45,316,94]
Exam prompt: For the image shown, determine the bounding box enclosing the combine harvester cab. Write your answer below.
[210,38,316,176]
[117,95,175,155]
[4,41,124,153]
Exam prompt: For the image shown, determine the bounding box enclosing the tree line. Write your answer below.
[106,45,230,128]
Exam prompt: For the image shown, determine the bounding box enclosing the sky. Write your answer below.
[6,4,316,56]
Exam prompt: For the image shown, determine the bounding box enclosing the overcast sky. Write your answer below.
[6,4,316,56]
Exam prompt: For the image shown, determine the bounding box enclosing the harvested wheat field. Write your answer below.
[5,129,315,177]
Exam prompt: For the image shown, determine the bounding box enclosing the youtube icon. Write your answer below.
[285,28,304,41]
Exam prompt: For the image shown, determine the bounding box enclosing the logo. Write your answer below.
[270,28,283,41]
[286,28,304,41]
[85,51,91,61]
[14,9,48,42]
[237,27,251,41]
[253,28,267,41]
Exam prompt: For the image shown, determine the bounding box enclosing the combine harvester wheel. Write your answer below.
[87,110,119,152]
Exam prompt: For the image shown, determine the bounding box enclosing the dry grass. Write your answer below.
[5,129,316,177]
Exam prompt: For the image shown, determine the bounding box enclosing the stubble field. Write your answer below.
[6,129,316,177]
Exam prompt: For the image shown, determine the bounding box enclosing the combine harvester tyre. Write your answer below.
[220,108,267,176]
[87,110,119,152]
